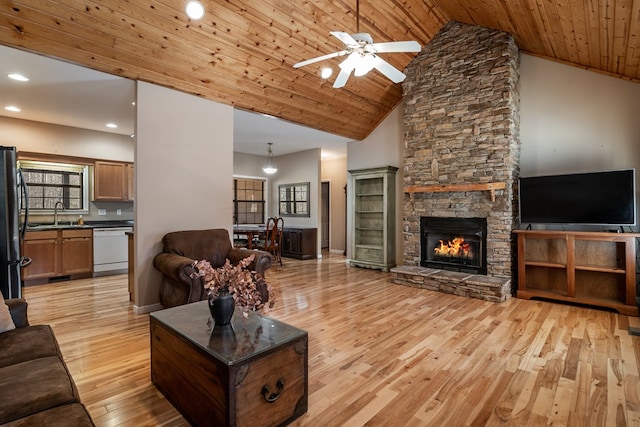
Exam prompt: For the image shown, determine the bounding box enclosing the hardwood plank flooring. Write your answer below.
[22,253,640,426]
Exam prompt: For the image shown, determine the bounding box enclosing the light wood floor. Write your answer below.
[23,253,640,426]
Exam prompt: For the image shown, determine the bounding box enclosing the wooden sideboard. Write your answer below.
[282,228,317,260]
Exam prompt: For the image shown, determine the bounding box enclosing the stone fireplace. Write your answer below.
[391,21,520,302]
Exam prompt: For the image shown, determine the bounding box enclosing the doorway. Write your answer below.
[321,181,330,249]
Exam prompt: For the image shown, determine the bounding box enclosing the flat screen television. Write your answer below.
[518,169,636,226]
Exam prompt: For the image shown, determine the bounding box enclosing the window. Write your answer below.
[233,178,266,225]
[279,182,310,217]
[19,160,89,212]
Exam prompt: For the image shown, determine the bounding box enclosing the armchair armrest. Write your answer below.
[153,253,202,307]
[6,298,29,328]
[153,252,196,284]
[228,248,274,277]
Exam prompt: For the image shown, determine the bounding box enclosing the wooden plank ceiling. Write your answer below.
[1,0,638,141]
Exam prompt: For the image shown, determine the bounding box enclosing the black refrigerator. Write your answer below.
[0,146,30,299]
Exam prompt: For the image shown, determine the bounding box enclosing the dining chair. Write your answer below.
[258,217,282,266]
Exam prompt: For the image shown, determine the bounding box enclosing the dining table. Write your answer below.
[232,225,266,249]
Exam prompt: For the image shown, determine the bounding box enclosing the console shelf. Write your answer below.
[514,230,639,316]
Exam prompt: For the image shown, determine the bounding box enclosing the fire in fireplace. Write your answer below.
[421,217,487,274]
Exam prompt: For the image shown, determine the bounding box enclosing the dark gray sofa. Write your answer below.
[0,299,94,426]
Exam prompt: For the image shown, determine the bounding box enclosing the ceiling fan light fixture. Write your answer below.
[185,1,205,20]
[292,0,420,87]
[339,52,359,71]
[321,67,333,79]
[354,54,375,76]
[262,143,278,175]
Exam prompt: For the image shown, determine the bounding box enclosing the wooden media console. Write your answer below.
[514,230,639,316]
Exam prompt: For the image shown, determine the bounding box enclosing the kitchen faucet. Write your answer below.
[54,201,64,226]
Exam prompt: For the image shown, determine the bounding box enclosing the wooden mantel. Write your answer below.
[405,182,506,202]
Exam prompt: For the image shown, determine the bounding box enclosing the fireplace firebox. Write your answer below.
[420,217,487,275]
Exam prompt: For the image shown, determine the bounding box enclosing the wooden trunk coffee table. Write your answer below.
[150,301,308,427]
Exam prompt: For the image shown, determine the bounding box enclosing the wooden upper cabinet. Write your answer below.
[126,163,134,201]
[94,160,134,201]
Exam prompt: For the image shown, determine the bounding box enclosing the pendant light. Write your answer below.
[262,143,278,175]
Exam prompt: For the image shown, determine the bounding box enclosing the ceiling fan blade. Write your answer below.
[333,53,359,88]
[372,56,407,83]
[333,68,352,88]
[330,31,360,47]
[293,50,348,68]
[371,40,421,53]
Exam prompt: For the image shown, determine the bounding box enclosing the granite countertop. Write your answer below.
[26,220,134,231]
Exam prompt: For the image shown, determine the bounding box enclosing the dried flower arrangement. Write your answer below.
[190,254,275,317]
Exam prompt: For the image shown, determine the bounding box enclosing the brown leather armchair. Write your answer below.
[153,229,273,308]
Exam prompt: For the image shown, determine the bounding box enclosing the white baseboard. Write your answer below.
[133,302,163,315]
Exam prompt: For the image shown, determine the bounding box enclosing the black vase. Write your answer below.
[208,323,238,356]
[209,293,235,325]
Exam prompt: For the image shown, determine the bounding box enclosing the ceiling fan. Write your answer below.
[293,0,421,88]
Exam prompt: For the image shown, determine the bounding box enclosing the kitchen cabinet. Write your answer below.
[21,229,93,284]
[126,163,135,201]
[514,230,639,316]
[94,160,134,201]
[282,228,317,260]
[349,166,397,272]
[21,230,58,280]
[61,229,94,276]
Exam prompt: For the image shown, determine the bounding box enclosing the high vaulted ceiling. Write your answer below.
[1,1,638,141]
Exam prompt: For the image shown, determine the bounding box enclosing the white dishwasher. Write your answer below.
[93,227,133,275]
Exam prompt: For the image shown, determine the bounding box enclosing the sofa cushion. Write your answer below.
[0,356,81,424]
[0,403,94,427]
[0,299,15,333]
[162,229,232,267]
[0,325,60,369]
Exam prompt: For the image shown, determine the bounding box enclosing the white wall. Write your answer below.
[0,116,133,161]
[520,54,640,176]
[347,105,404,261]
[269,149,321,227]
[234,151,268,178]
[135,81,234,312]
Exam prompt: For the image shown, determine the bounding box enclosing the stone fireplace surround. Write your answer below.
[391,21,520,303]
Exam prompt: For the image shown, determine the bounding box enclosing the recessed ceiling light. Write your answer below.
[106,123,118,128]
[321,67,333,79]
[8,73,29,82]
[5,106,21,112]
[185,1,205,20]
